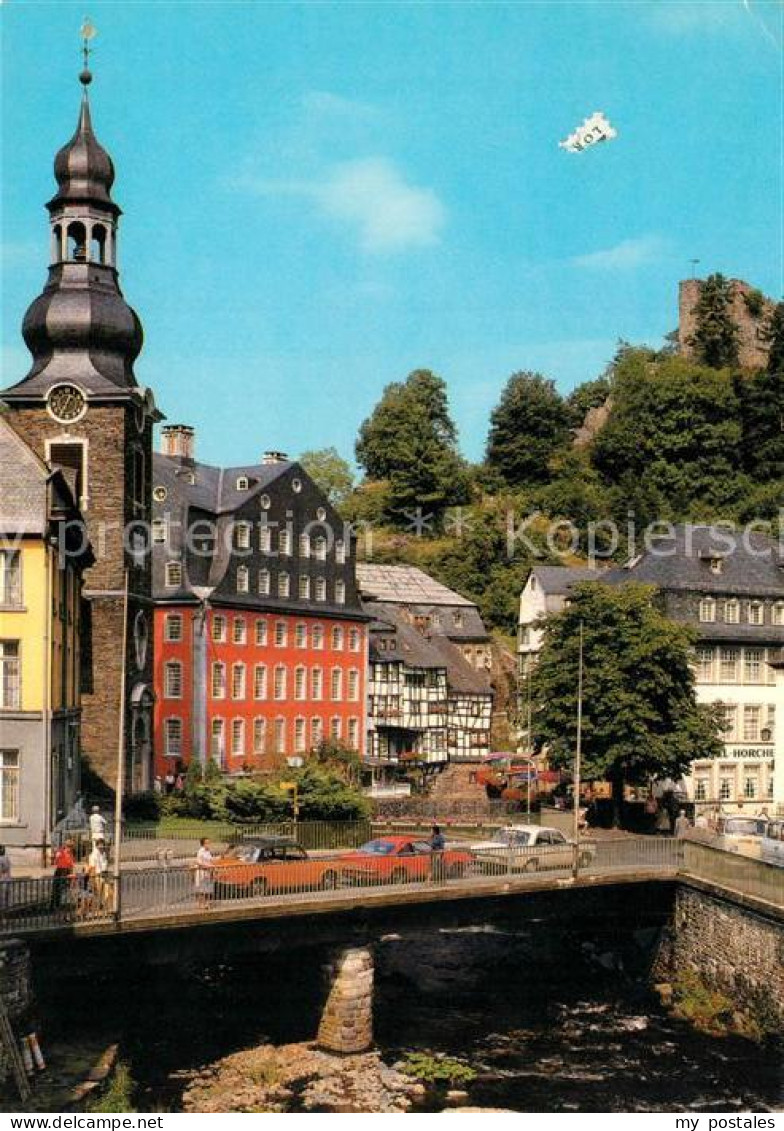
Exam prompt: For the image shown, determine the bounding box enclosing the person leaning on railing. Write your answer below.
[87,839,111,914]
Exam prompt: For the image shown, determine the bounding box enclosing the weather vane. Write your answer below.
[79,17,97,86]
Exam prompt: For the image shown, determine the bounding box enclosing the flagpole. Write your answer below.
[572,620,584,877]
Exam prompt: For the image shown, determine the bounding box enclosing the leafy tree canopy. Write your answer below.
[688,273,740,369]
[485,371,571,486]
[565,375,612,429]
[764,301,784,375]
[355,368,469,525]
[591,348,742,515]
[530,583,723,822]
[299,446,355,507]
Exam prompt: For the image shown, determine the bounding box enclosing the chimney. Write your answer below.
[161,425,195,461]
[262,450,288,465]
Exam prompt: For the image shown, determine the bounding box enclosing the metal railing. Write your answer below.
[1,835,778,937]
[0,875,114,933]
[681,839,784,906]
[121,820,372,860]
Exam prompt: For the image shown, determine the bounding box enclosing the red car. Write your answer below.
[337,836,471,886]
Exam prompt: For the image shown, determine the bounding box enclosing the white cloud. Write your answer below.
[246,157,446,254]
[572,234,669,270]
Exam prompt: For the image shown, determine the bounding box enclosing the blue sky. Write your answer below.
[2,0,781,468]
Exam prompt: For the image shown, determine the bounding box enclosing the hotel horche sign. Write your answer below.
[723,745,774,761]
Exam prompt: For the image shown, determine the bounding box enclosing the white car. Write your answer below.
[713,816,768,858]
[470,824,595,874]
[760,820,784,868]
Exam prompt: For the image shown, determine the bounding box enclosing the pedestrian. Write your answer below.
[87,839,111,913]
[654,805,671,837]
[164,770,175,794]
[674,809,692,839]
[429,824,445,880]
[153,776,163,795]
[89,805,107,847]
[194,837,214,907]
[0,846,10,911]
[50,838,75,914]
[175,772,185,793]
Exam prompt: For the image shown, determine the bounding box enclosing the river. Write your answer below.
[37,929,782,1113]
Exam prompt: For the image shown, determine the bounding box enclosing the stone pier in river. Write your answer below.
[317,946,374,1054]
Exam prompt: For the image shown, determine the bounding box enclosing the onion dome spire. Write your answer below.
[0,19,145,400]
[48,20,117,214]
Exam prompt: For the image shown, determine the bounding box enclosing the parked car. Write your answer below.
[337,836,472,885]
[760,820,784,867]
[212,836,340,898]
[471,824,595,873]
[713,816,769,858]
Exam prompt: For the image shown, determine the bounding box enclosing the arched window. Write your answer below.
[90,224,107,264]
[66,221,87,262]
[51,224,63,263]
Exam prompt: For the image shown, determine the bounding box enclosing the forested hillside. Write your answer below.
[302,277,784,639]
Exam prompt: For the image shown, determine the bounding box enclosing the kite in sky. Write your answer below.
[559,112,618,153]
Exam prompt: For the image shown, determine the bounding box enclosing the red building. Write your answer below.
[152,426,367,776]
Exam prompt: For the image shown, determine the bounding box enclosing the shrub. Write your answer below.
[294,766,371,822]
[122,792,161,822]
[399,1052,476,1088]
[743,288,766,318]
[88,1061,136,1113]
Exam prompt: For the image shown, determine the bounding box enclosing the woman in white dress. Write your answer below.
[194,837,215,907]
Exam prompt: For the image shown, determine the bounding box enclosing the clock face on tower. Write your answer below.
[47,384,87,424]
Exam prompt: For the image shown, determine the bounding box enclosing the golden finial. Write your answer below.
[79,17,96,86]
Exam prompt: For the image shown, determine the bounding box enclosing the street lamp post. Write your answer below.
[572,621,584,879]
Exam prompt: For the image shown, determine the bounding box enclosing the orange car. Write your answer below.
[212,836,339,898]
[337,835,472,885]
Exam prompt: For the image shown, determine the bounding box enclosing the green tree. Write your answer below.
[688,274,740,369]
[735,365,784,484]
[355,368,469,525]
[486,372,571,486]
[763,301,784,375]
[299,447,354,506]
[565,375,612,430]
[592,348,742,515]
[530,582,723,826]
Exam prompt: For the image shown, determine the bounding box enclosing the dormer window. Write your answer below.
[236,476,249,491]
[748,601,764,625]
[235,522,252,551]
[237,565,249,593]
[165,561,182,588]
[709,557,724,576]
[698,597,716,623]
[453,611,464,628]
[723,599,739,625]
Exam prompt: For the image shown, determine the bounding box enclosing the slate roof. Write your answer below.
[356,563,489,640]
[365,601,492,697]
[0,417,48,534]
[423,632,493,696]
[529,565,602,594]
[357,563,474,606]
[151,451,365,618]
[604,524,784,597]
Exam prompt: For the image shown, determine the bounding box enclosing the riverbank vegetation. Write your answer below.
[123,742,370,826]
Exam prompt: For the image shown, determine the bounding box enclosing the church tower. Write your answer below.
[1,39,162,794]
